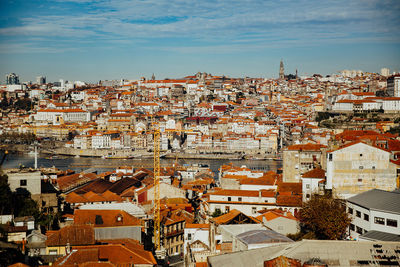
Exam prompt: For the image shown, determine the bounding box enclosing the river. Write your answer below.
[2,152,282,177]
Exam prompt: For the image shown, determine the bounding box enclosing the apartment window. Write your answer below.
[349,224,355,231]
[387,219,398,227]
[252,207,257,214]
[374,217,385,225]
[20,179,27,186]
[356,211,361,218]
[364,214,369,221]
[227,197,231,201]
[328,153,333,161]
[238,197,242,202]
[348,207,353,214]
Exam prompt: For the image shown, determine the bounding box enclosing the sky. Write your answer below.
[0,0,399,83]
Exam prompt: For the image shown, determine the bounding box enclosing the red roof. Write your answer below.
[301,168,325,179]
[74,209,141,227]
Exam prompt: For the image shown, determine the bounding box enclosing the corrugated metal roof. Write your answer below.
[359,230,400,242]
[347,189,400,214]
[236,229,293,245]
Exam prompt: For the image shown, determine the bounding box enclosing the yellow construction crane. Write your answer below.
[153,128,165,259]
[151,123,194,260]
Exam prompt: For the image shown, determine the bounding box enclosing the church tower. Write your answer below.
[279,60,285,79]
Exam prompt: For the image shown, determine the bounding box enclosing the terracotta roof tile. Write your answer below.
[74,209,141,227]
[301,168,325,179]
[46,225,95,246]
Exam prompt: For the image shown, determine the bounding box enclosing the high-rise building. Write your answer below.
[381,68,390,77]
[6,73,19,85]
[36,76,46,85]
[279,60,285,79]
[387,74,400,97]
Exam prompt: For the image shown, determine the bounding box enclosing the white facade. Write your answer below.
[91,133,111,149]
[184,225,209,254]
[301,177,324,202]
[346,190,400,240]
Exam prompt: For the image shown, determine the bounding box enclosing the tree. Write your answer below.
[299,194,351,240]
[0,173,13,215]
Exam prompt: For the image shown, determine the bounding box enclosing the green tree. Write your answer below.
[0,173,12,215]
[299,194,351,240]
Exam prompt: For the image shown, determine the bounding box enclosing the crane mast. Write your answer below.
[153,129,162,254]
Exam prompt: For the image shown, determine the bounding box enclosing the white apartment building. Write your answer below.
[346,189,400,240]
[203,189,276,216]
[91,133,111,149]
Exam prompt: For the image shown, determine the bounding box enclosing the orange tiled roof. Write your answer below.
[46,225,95,246]
[74,209,141,227]
[301,168,325,179]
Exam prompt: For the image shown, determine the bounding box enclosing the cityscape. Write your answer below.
[1,0,400,267]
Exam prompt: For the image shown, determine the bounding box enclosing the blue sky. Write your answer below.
[0,0,399,83]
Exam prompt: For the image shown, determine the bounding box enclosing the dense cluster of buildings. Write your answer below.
[1,66,400,266]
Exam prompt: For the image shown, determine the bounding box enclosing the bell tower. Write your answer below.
[279,60,285,80]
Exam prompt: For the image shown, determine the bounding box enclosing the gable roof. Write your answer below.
[212,209,259,225]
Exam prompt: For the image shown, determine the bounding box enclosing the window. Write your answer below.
[387,219,398,227]
[252,207,257,214]
[372,166,375,170]
[356,226,363,234]
[359,166,363,170]
[359,154,363,157]
[349,224,355,231]
[356,211,361,218]
[227,197,231,201]
[358,178,362,182]
[187,233,191,240]
[20,179,27,186]
[328,153,333,161]
[364,214,369,221]
[348,207,353,214]
[306,184,310,189]
[238,197,242,202]
[306,194,310,199]
[225,206,230,213]
[374,217,385,225]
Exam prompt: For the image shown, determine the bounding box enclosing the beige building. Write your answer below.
[283,143,327,183]
[326,142,399,198]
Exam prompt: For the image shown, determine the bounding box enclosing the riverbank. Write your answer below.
[1,143,281,161]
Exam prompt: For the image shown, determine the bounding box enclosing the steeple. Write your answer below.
[279,60,285,80]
